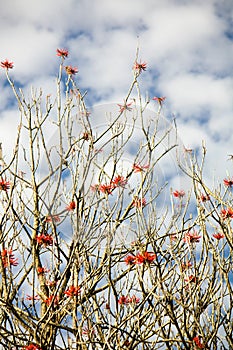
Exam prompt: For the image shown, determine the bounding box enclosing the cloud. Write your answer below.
[0,0,232,186]
[160,74,232,115]
[0,24,58,82]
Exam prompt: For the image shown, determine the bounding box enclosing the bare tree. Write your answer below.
[0,51,232,350]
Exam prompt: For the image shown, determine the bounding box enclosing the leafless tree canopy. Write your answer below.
[0,52,232,350]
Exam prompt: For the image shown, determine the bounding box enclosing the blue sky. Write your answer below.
[0,0,233,185]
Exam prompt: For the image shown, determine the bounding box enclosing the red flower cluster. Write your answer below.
[82,326,96,336]
[45,215,60,223]
[132,196,146,208]
[66,201,76,211]
[25,294,40,301]
[181,261,192,271]
[133,163,149,173]
[118,295,129,305]
[0,179,10,191]
[111,175,128,188]
[36,234,53,246]
[124,255,135,265]
[43,295,59,306]
[64,285,81,297]
[221,207,233,219]
[124,251,156,265]
[92,176,128,195]
[193,336,205,349]
[213,232,224,240]
[118,294,140,305]
[184,147,193,154]
[133,61,147,73]
[56,48,69,58]
[173,190,185,198]
[37,266,49,274]
[23,344,42,350]
[117,101,133,113]
[65,65,78,75]
[223,178,233,187]
[184,275,198,283]
[152,96,166,105]
[199,193,210,202]
[1,59,14,69]
[98,184,113,195]
[46,279,57,287]
[82,131,90,140]
[91,184,99,192]
[135,251,156,264]
[1,249,18,268]
[183,231,201,243]
[170,234,178,241]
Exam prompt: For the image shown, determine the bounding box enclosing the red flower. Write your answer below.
[56,48,69,58]
[99,184,113,195]
[173,190,185,198]
[133,163,149,173]
[46,279,57,287]
[65,65,78,75]
[118,295,140,305]
[152,96,166,105]
[78,110,91,118]
[124,255,136,265]
[132,196,146,208]
[1,249,18,268]
[82,132,90,140]
[223,178,233,187]
[37,266,49,274]
[117,101,133,113]
[213,232,224,240]
[170,234,177,241]
[184,275,197,283]
[105,303,110,309]
[36,234,53,246]
[90,184,99,192]
[221,207,233,219]
[66,201,76,211]
[0,179,10,191]
[199,194,210,202]
[1,59,14,69]
[43,295,59,306]
[111,175,127,188]
[193,336,205,349]
[133,61,147,73]
[25,294,40,301]
[183,231,201,243]
[64,285,81,297]
[181,261,192,271]
[82,326,96,336]
[23,344,42,350]
[45,215,60,223]
[135,251,156,264]
[184,147,193,154]
[118,295,130,305]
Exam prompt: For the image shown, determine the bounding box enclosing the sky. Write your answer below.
[0,0,233,188]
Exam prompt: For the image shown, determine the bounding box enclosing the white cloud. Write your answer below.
[0,24,58,81]
[160,74,232,115]
[0,0,232,189]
